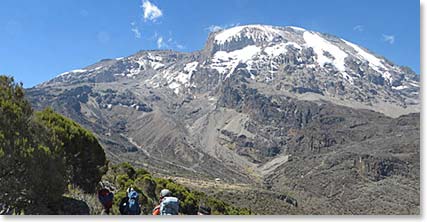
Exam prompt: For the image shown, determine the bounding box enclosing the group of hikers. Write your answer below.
[97,187,211,215]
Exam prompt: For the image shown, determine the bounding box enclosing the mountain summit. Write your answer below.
[41,24,419,117]
[27,24,420,214]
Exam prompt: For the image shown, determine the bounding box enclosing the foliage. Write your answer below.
[0,75,107,214]
[34,108,107,193]
[0,75,247,215]
[0,76,66,213]
[65,185,103,215]
[104,162,252,215]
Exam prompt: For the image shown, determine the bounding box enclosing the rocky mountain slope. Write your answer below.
[26,24,420,214]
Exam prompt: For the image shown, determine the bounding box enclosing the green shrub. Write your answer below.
[0,76,65,213]
[0,75,109,213]
[102,162,253,215]
[35,108,107,193]
[135,176,156,200]
[111,190,126,215]
[136,168,150,177]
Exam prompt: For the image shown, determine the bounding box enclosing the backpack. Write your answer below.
[160,197,179,215]
[118,197,129,215]
[127,190,141,215]
[98,188,114,209]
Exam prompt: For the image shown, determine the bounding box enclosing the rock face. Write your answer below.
[26,24,420,214]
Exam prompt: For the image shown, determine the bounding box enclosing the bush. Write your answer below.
[111,190,127,215]
[0,75,108,214]
[102,162,252,215]
[136,168,150,177]
[0,76,66,213]
[135,176,156,200]
[35,108,107,193]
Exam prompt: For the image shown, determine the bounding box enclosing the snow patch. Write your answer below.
[163,62,198,94]
[184,61,198,74]
[147,53,163,62]
[263,42,301,57]
[146,54,164,70]
[164,61,199,90]
[175,72,191,85]
[341,71,354,84]
[343,39,392,83]
[392,85,409,90]
[57,69,86,77]
[343,40,386,70]
[307,64,317,69]
[383,72,393,84]
[211,45,261,78]
[127,55,165,77]
[288,26,306,32]
[303,31,348,72]
[303,31,351,83]
[149,61,165,70]
[168,82,181,94]
[214,25,284,45]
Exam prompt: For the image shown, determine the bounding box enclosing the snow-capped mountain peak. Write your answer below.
[41,24,419,116]
[206,24,415,87]
[214,25,286,45]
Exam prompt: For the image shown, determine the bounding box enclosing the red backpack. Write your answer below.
[98,188,114,209]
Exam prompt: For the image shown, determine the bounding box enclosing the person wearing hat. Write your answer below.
[152,189,172,215]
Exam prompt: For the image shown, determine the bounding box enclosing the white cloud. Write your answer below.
[141,0,163,22]
[130,22,141,39]
[154,32,185,50]
[382,34,395,44]
[157,36,165,48]
[353,25,364,32]
[169,37,185,50]
[206,23,240,33]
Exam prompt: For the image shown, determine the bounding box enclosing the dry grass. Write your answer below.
[64,185,104,215]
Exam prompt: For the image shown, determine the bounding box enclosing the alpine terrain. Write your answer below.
[26,24,420,215]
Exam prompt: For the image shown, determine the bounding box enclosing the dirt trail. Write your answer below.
[258,154,290,175]
[166,176,254,192]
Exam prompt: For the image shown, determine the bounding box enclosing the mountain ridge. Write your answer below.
[26,24,420,214]
[38,24,419,117]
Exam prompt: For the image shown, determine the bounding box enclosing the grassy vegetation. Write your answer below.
[0,75,251,215]
[101,162,252,215]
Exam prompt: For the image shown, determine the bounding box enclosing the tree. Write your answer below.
[0,75,107,214]
[35,108,107,193]
[0,76,66,213]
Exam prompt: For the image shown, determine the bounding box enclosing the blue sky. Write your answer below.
[0,0,420,87]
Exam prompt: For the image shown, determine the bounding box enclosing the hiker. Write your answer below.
[152,189,179,215]
[98,188,114,215]
[197,205,211,215]
[119,187,142,215]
